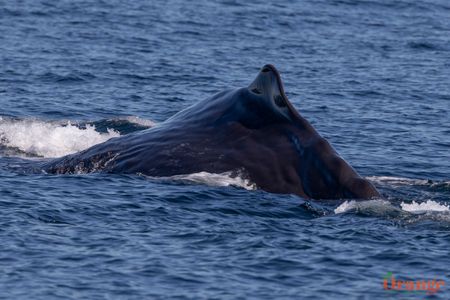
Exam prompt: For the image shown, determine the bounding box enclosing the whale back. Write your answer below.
[43,65,380,200]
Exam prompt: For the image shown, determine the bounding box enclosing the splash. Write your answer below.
[0,117,120,158]
[144,171,257,190]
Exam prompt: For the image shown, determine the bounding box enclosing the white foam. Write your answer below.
[0,118,120,158]
[145,171,257,190]
[334,200,356,214]
[335,199,450,214]
[334,199,394,214]
[400,200,450,213]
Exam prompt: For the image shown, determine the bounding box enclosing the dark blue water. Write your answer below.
[1,0,449,298]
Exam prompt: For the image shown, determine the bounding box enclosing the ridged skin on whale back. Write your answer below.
[44,65,380,200]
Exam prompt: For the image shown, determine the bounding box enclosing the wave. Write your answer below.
[0,116,155,158]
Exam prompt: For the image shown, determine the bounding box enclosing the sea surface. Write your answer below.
[1,0,449,299]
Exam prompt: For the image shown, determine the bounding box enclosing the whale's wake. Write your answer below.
[0,116,448,224]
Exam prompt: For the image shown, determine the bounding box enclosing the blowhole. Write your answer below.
[251,88,261,94]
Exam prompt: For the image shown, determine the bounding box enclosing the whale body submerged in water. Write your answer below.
[44,65,380,200]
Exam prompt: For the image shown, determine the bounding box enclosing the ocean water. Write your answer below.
[1,0,449,299]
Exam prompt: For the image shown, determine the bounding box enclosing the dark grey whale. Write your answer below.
[44,65,380,200]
